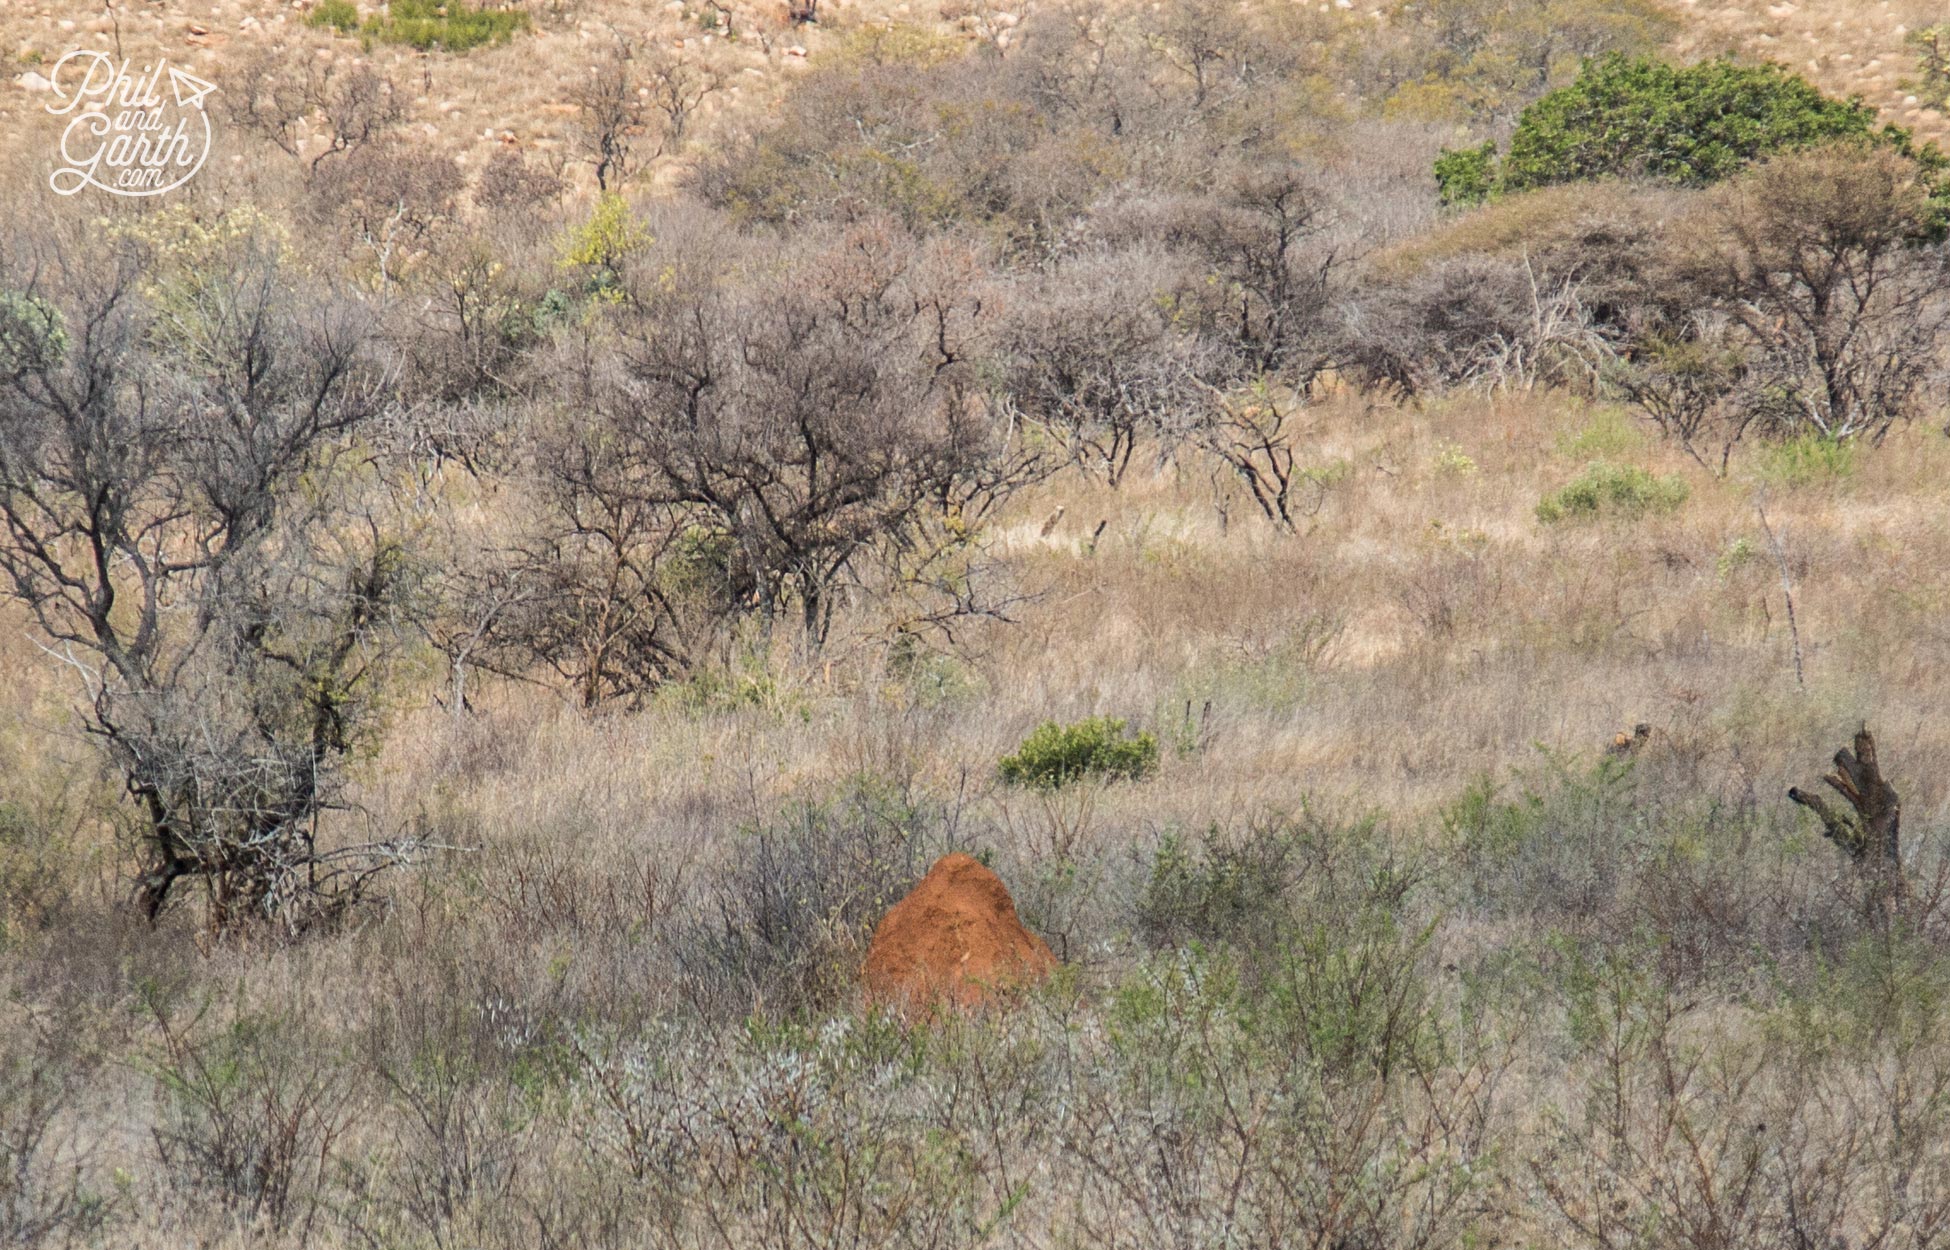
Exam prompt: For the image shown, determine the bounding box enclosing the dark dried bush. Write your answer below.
[0,228,422,933]
[676,774,941,1016]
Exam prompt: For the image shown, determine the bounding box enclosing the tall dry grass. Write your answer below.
[6,381,1950,1245]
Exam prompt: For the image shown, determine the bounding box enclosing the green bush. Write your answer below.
[1111,913,1442,1082]
[1535,461,1689,524]
[1555,408,1647,461]
[0,291,66,377]
[1437,54,1942,206]
[1754,433,1858,488]
[1433,142,1498,208]
[1444,757,1647,916]
[305,0,359,32]
[556,192,652,296]
[343,0,529,52]
[999,716,1158,790]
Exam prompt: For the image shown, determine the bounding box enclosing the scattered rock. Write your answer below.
[17,71,53,93]
[863,853,1056,1009]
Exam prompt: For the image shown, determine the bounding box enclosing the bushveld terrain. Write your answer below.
[8,0,1950,1247]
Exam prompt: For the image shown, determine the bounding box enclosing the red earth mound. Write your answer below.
[863,853,1057,1008]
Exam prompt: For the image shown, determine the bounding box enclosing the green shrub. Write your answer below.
[1431,441,1479,476]
[999,716,1158,790]
[1754,432,1858,488]
[0,291,66,377]
[347,0,529,52]
[1433,141,1498,207]
[1536,461,1689,524]
[1264,911,1442,1079]
[1555,408,1646,460]
[305,0,359,32]
[1716,535,1759,580]
[1112,910,1442,1082]
[1771,931,1950,1060]
[556,192,652,296]
[1444,758,1647,916]
[1439,54,1943,206]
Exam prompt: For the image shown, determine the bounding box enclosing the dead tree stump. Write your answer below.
[1788,726,1905,906]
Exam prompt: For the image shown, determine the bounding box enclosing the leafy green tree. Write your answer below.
[1437,55,1943,205]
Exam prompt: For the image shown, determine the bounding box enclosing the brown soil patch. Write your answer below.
[863,853,1056,1009]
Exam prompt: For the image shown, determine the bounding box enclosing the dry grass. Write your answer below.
[9,384,1948,877]
[6,388,1950,1246]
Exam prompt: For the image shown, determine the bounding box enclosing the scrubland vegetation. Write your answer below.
[11,0,1950,1245]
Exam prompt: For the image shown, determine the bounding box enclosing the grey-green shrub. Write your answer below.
[1536,461,1689,523]
[0,292,65,377]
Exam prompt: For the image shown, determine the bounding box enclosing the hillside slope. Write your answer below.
[1674,0,1949,141]
[7,0,1949,196]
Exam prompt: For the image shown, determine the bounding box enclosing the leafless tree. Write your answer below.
[642,46,723,150]
[228,53,405,175]
[593,220,1041,645]
[1192,379,1326,530]
[0,230,420,933]
[569,43,644,192]
[474,148,567,216]
[569,41,717,190]
[1000,247,1205,485]
[1603,316,1758,475]
[1699,144,1950,444]
[307,140,466,295]
[1347,252,1612,399]
[481,406,730,709]
[1097,164,1345,386]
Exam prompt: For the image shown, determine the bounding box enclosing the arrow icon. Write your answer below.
[166,65,217,110]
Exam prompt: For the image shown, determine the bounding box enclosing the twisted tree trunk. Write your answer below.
[1789,726,1906,910]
